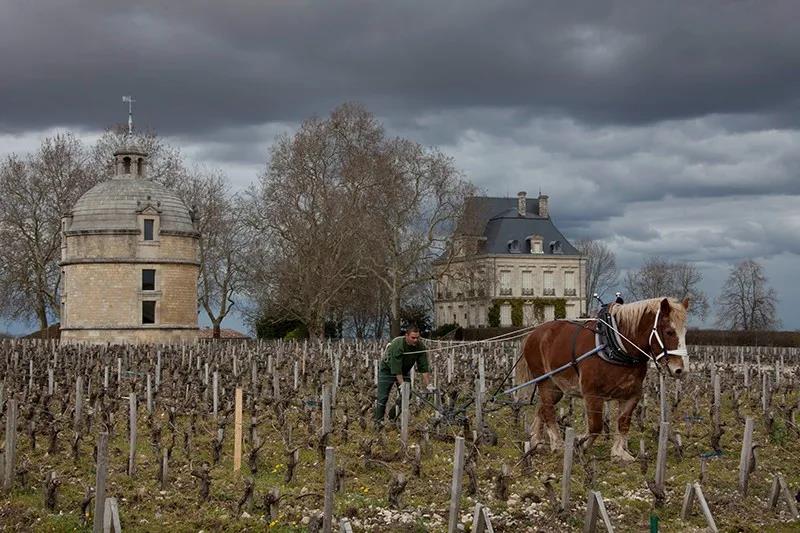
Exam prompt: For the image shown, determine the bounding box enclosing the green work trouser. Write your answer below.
[374,370,410,422]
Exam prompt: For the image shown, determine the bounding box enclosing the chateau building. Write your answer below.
[434,192,586,328]
[59,139,200,344]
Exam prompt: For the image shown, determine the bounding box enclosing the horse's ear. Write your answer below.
[660,298,671,316]
[682,297,690,310]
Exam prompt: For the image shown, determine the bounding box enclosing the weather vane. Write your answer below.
[122,95,135,134]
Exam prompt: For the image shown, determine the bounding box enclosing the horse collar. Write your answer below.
[595,305,645,367]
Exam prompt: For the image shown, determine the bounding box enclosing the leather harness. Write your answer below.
[593,304,646,366]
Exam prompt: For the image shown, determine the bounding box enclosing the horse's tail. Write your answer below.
[514,336,534,403]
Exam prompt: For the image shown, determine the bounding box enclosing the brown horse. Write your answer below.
[516,297,689,461]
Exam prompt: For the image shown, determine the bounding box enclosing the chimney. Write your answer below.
[538,194,549,218]
[517,191,527,216]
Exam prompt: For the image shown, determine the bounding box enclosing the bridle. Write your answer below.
[648,306,688,362]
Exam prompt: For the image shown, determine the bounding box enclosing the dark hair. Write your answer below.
[405,324,420,334]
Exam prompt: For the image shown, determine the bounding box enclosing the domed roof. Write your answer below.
[68,178,197,234]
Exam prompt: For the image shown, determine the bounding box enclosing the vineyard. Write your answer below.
[1,338,799,532]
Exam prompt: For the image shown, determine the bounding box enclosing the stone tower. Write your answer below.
[59,138,200,344]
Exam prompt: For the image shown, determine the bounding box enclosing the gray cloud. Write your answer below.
[3,1,800,135]
[1,1,799,331]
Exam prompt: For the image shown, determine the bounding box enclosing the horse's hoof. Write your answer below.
[612,449,636,462]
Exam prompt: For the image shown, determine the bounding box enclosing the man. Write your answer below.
[374,325,434,427]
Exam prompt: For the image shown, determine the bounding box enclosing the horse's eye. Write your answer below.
[666,331,676,337]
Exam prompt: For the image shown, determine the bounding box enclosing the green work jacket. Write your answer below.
[380,336,430,376]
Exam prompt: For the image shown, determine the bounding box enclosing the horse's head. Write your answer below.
[649,297,690,378]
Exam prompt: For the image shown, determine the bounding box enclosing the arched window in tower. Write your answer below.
[137,158,143,176]
[123,157,131,174]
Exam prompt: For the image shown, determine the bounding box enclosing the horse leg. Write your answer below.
[538,381,564,451]
[611,396,639,462]
[529,410,545,449]
[579,395,604,452]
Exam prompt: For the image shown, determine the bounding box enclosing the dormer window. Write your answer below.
[144,219,154,240]
[549,240,562,254]
[507,239,521,253]
[528,235,544,254]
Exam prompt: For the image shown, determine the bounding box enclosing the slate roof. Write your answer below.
[456,196,579,256]
[68,178,197,234]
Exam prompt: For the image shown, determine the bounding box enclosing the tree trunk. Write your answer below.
[390,291,401,338]
[37,301,49,340]
[308,318,325,342]
[212,320,222,339]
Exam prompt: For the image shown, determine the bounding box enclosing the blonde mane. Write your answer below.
[610,297,687,332]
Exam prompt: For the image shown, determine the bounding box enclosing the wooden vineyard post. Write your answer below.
[583,491,614,532]
[160,447,169,490]
[3,399,17,492]
[74,376,83,432]
[680,482,718,532]
[212,371,219,419]
[475,377,484,437]
[400,382,410,446]
[768,473,799,519]
[128,393,137,476]
[471,502,495,533]
[322,384,332,437]
[744,362,750,388]
[712,373,721,426]
[103,497,122,532]
[339,518,354,533]
[48,367,54,395]
[156,350,162,391]
[654,421,669,493]
[93,432,109,533]
[323,446,335,533]
[738,417,754,495]
[478,352,486,395]
[293,361,299,390]
[562,427,576,511]
[146,374,153,415]
[448,436,466,533]
[234,387,243,473]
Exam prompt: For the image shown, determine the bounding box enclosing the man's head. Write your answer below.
[404,325,421,346]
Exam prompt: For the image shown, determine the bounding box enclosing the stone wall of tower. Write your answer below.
[60,231,199,345]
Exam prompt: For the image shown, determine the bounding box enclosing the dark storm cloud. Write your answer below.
[2,1,800,135]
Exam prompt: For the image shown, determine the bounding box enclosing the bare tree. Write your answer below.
[671,261,710,320]
[0,134,96,335]
[574,239,617,310]
[175,168,243,338]
[716,259,780,331]
[624,256,708,320]
[241,104,378,340]
[365,139,474,337]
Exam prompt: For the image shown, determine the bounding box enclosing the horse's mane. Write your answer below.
[610,297,687,329]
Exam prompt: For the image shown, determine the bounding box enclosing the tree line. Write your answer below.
[0,102,781,339]
[577,240,780,330]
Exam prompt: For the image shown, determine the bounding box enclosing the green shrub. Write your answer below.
[431,323,459,339]
[488,303,501,327]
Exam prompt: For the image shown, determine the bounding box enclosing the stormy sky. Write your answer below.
[2,1,799,332]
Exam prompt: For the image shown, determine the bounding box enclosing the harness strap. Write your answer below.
[569,323,583,377]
